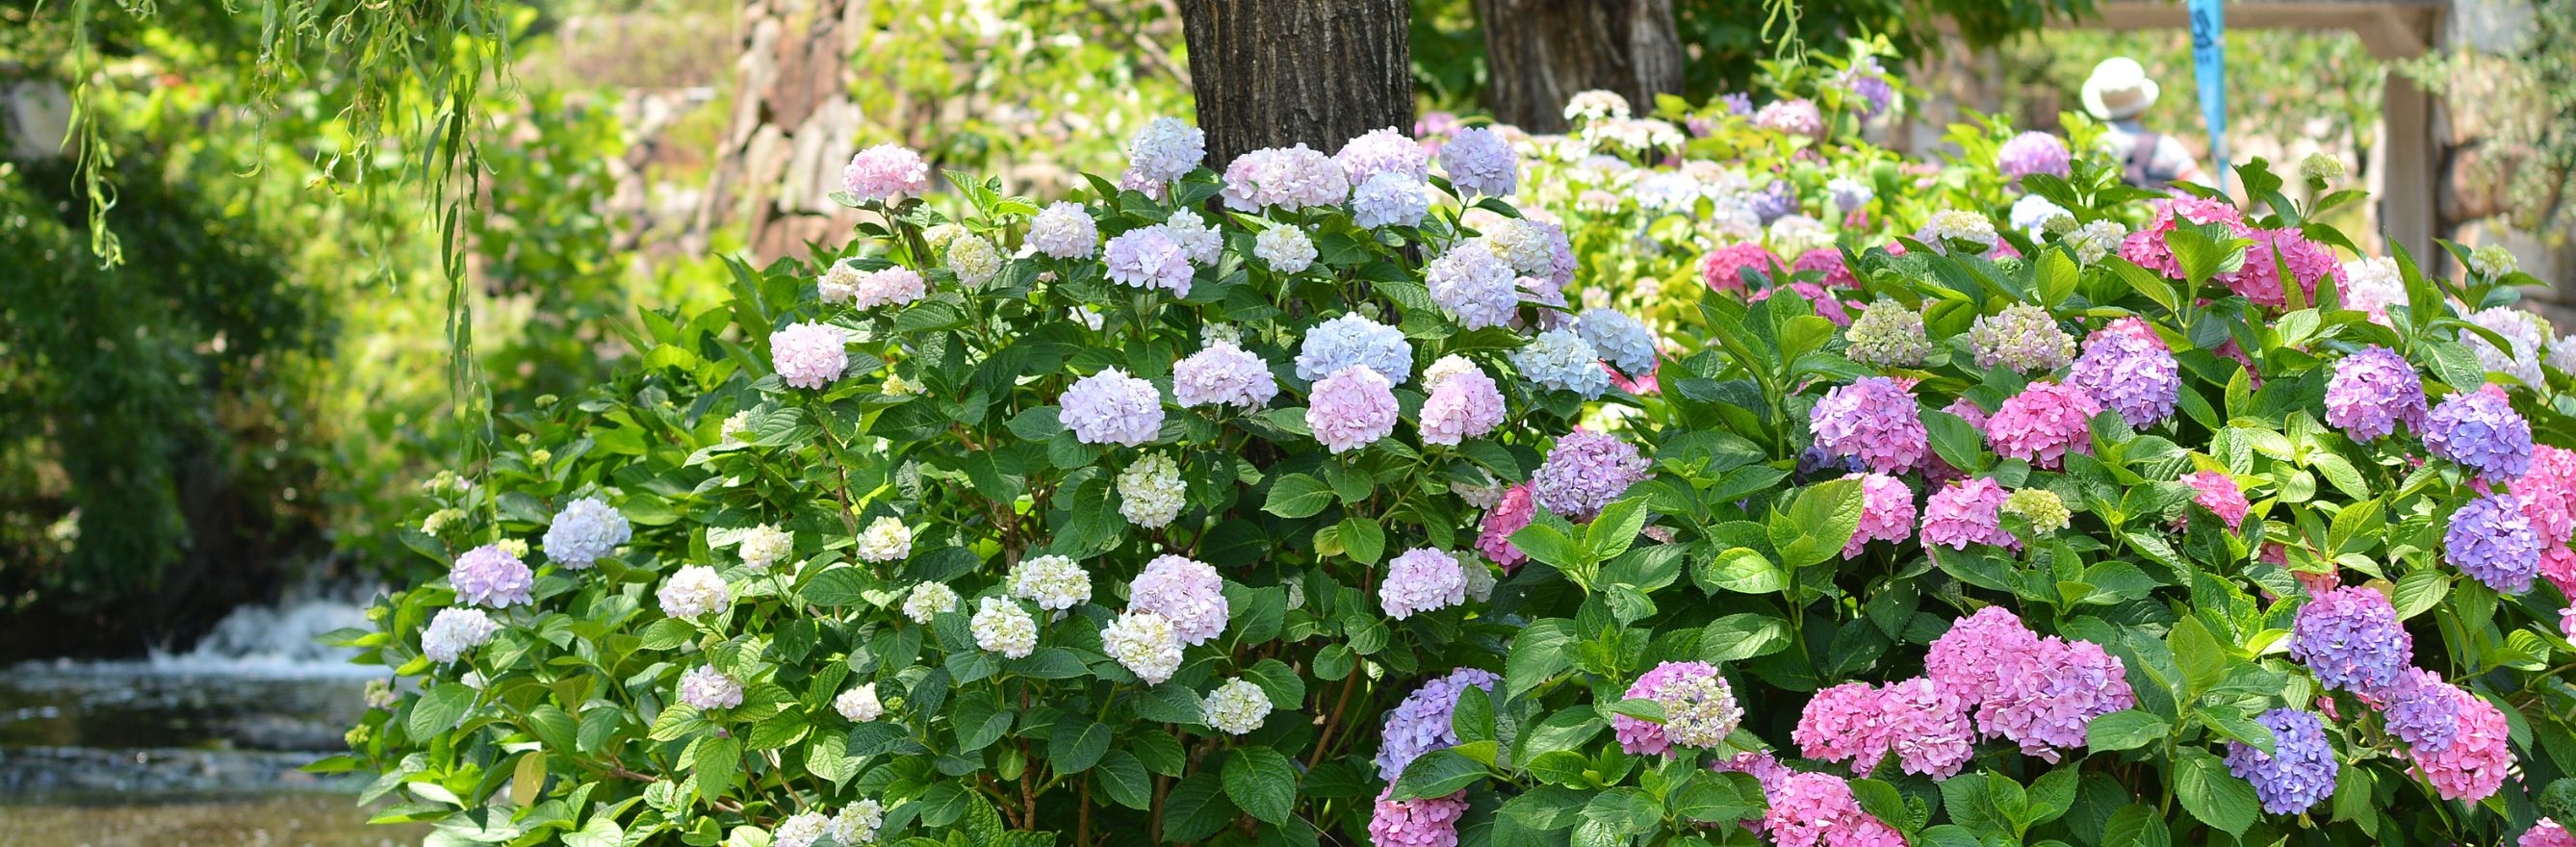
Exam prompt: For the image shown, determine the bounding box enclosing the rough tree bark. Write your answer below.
[1474,0,1684,134]
[1174,0,1413,168]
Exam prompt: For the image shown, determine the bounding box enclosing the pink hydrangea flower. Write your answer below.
[2221,227,2345,309]
[1976,635,2135,760]
[1764,773,1906,847]
[1172,342,1279,410]
[1986,382,2102,470]
[1795,247,1858,289]
[1477,483,1536,571]
[2179,470,2251,530]
[1336,126,1430,185]
[2513,445,2576,547]
[841,143,929,202]
[1922,477,2015,550]
[849,267,926,310]
[1308,366,1401,453]
[1221,144,1349,212]
[770,321,849,390]
[1794,682,1885,769]
[2406,684,2513,801]
[1878,677,1977,779]
[1103,227,1194,295]
[1368,788,1467,847]
[1701,242,1783,293]
[1420,366,1505,446]
[2523,820,2576,847]
[1925,606,2040,704]
[1844,473,1917,557]
[1810,377,1928,474]
[1753,98,1826,141]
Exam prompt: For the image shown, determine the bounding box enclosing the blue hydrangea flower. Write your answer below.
[2222,708,2338,814]
[1512,329,1610,398]
[1296,315,1414,385]
[1375,668,1501,780]
[2288,586,2411,695]
[2425,387,2534,480]
[1575,308,1657,375]
[2447,492,2543,593]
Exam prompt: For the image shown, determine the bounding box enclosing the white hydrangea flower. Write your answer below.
[818,259,863,304]
[1922,209,1999,252]
[1423,354,1480,391]
[832,799,886,846]
[1009,554,1093,612]
[947,234,1005,286]
[856,516,914,563]
[1127,116,1207,184]
[1451,474,1507,510]
[1165,208,1224,266]
[2009,193,2074,239]
[2467,306,2545,386]
[971,596,1039,658]
[2552,336,2576,375]
[1101,610,1185,685]
[1480,218,1554,277]
[422,607,500,663]
[1201,678,1274,735]
[543,496,631,569]
[657,565,732,620]
[720,410,756,445]
[922,222,970,252]
[1766,214,1832,257]
[2068,219,2127,266]
[776,812,833,847]
[364,679,398,708]
[1254,225,1317,274]
[1563,90,1632,122]
[835,682,885,722]
[1118,453,1188,529]
[1027,201,1099,260]
[902,582,959,624]
[1460,552,1497,603]
[678,665,743,709]
[1071,306,1106,331]
[2470,244,2519,278]
[1827,177,1874,215]
[737,525,792,571]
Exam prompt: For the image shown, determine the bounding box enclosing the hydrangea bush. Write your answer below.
[335,78,2576,847]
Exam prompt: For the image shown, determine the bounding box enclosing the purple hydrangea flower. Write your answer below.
[1103,227,1195,295]
[1335,126,1430,185]
[2368,667,2463,753]
[1810,377,1929,475]
[2222,708,2338,814]
[2406,684,2512,801]
[2324,346,2429,441]
[2068,325,2178,427]
[2425,386,2534,481]
[1750,180,1799,223]
[451,544,533,609]
[1532,429,1651,520]
[1840,58,1895,118]
[1997,132,2073,180]
[2289,586,2411,694]
[1438,127,1518,198]
[1380,548,1468,620]
[1376,668,1502,780]
[1426,243,1518,330]
[2447,492,2543,593]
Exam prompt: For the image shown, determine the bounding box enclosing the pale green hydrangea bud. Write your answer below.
[2003,488,2072,534]
[1846,299,1932,368]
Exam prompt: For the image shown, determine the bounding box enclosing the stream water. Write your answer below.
[0,596,427,846]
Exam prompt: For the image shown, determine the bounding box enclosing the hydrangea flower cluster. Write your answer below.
[1173,342,1279,410]
[2369,667,2462,753]
[2526,821,2576,847]
[1101,610,1183,685]
[2221,227,2342,309]
[1254,225,1317,273]
[840,143,929,202]
[2323,346,2428,441]
[1102,227,1194,295]
[1123,116,1205,186]
[1809,377,1929,474]
[2179,470,2250,530]
[2068,323,2178,427]
[1764,773,1906,847]
[1221,144,1350,212]
[679,665,743,710]
[1575,308,1656,375]
[422,607,500,663]
[2002,487,2071,535]
[2290,586,2411,694]
[1129,554,1227,646]
[900,581,958,624]
[1336,126,1430,184]
[1968,304,2075,372]
[835,682,883,722]
[1426,243,1517,330]
[1308,366,1401,453]
[1996,131,2073,179]
[657,565,731,620]
[1844,473,1918,556]
[1419,361,1505,446]
[2424,386,2534,480]
[1844,300,1931,367]
[1116,452,1187,528]
[1061,369,1165,447]
[1437,127,1518,198]
[1532,429,1651,519]
[1921,477,2015,550]
[1978,632,2136,760]
[451,544,533,608]
[1699,242,1782,293]
[1380,548,1468,620]
[1512,329,1611,398]
[1297,315,1413,384]
[1376,668,1502,780]
[1007,554,1091,612]
[856,516,913,563]
[2407,684,2512,801]
[1753,98,1825,141]
[970,596,1038,658]
[736,525,791,570]
[1202,678,1273,735]
[1368,789,1469,847]
[1986,381,2102,470]
[2447,492,2542,593]
[1611,660,1739,756]
[770,321,849,390]
[2221,708,2338,814]
[1477,483,1537,570]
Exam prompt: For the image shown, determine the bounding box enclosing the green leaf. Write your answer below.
[2169,616,2227,697]
[2174,748,2258,837]
[1581,787,1662,835]
[801,567,871,606]
[1507,620,1577,700]
[1700,613,1791,662]
[1392,749,1486,800]
[1696,547,1785,594]
[2084,710,2171,752]
[407,683,477,739]
[1770,477,1864,568]
[1672,772,1765,824]
[1050,720,1113,775]
[1162,773,1238,842]
[2101,804,2171,847]
[2392,569,2450,621]
[695,735,741,799]
[1222,747,1299,824]
[1922,409,1989,475]
[1500,785,1592,831]
[1262,474,1334,518]
[1095,750,1152,810]
[1336,516,1386,565]
[1584,497,1651,562]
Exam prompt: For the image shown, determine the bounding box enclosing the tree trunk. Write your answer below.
[1174,0,1413,168]
[1474,0,1684,134]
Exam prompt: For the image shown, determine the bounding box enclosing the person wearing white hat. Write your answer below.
[2082,57,2207,189]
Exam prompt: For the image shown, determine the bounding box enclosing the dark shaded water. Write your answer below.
[0,599,427,846]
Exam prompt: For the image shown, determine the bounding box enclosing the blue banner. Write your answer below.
[2188,0,2228,191]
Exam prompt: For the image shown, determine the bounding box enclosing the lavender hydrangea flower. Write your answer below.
[1103,227,1194,295]
[1532,429,1650,520]
[1969,304,2076,372]
[2290,586,2411,694]
[1575,308,1656,375]
[1749,179,1799,223]
[544,496,631,568]
[2068,324,2178,427]
[2324,346,2429,441]
[1438,127,1518,198]
[1376,668,1502,780]
[1976,635,2135,760]
[1130,554,1228,647]
[1997,131,2073,180]
[1841,57,1896,118]
[679,665,744,710]
[2370,667,2463,753]
[2222,708,2338,814]
[1335,126,1430,185]
[451,544,533,608]
[1061,369,1165,447]
[1810,377,1929,474]
[1297,315,1413,385]
[2448,492,2543,593]
[1308,366,1401,453]
[2407,684,2512,802]
[1426,244,1518,330]
[2425,387,2534,480]
[1512,329,1611,398]
[1352,172,1431,229]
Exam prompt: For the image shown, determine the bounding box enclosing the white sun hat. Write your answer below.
[2081,57,2160,121]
